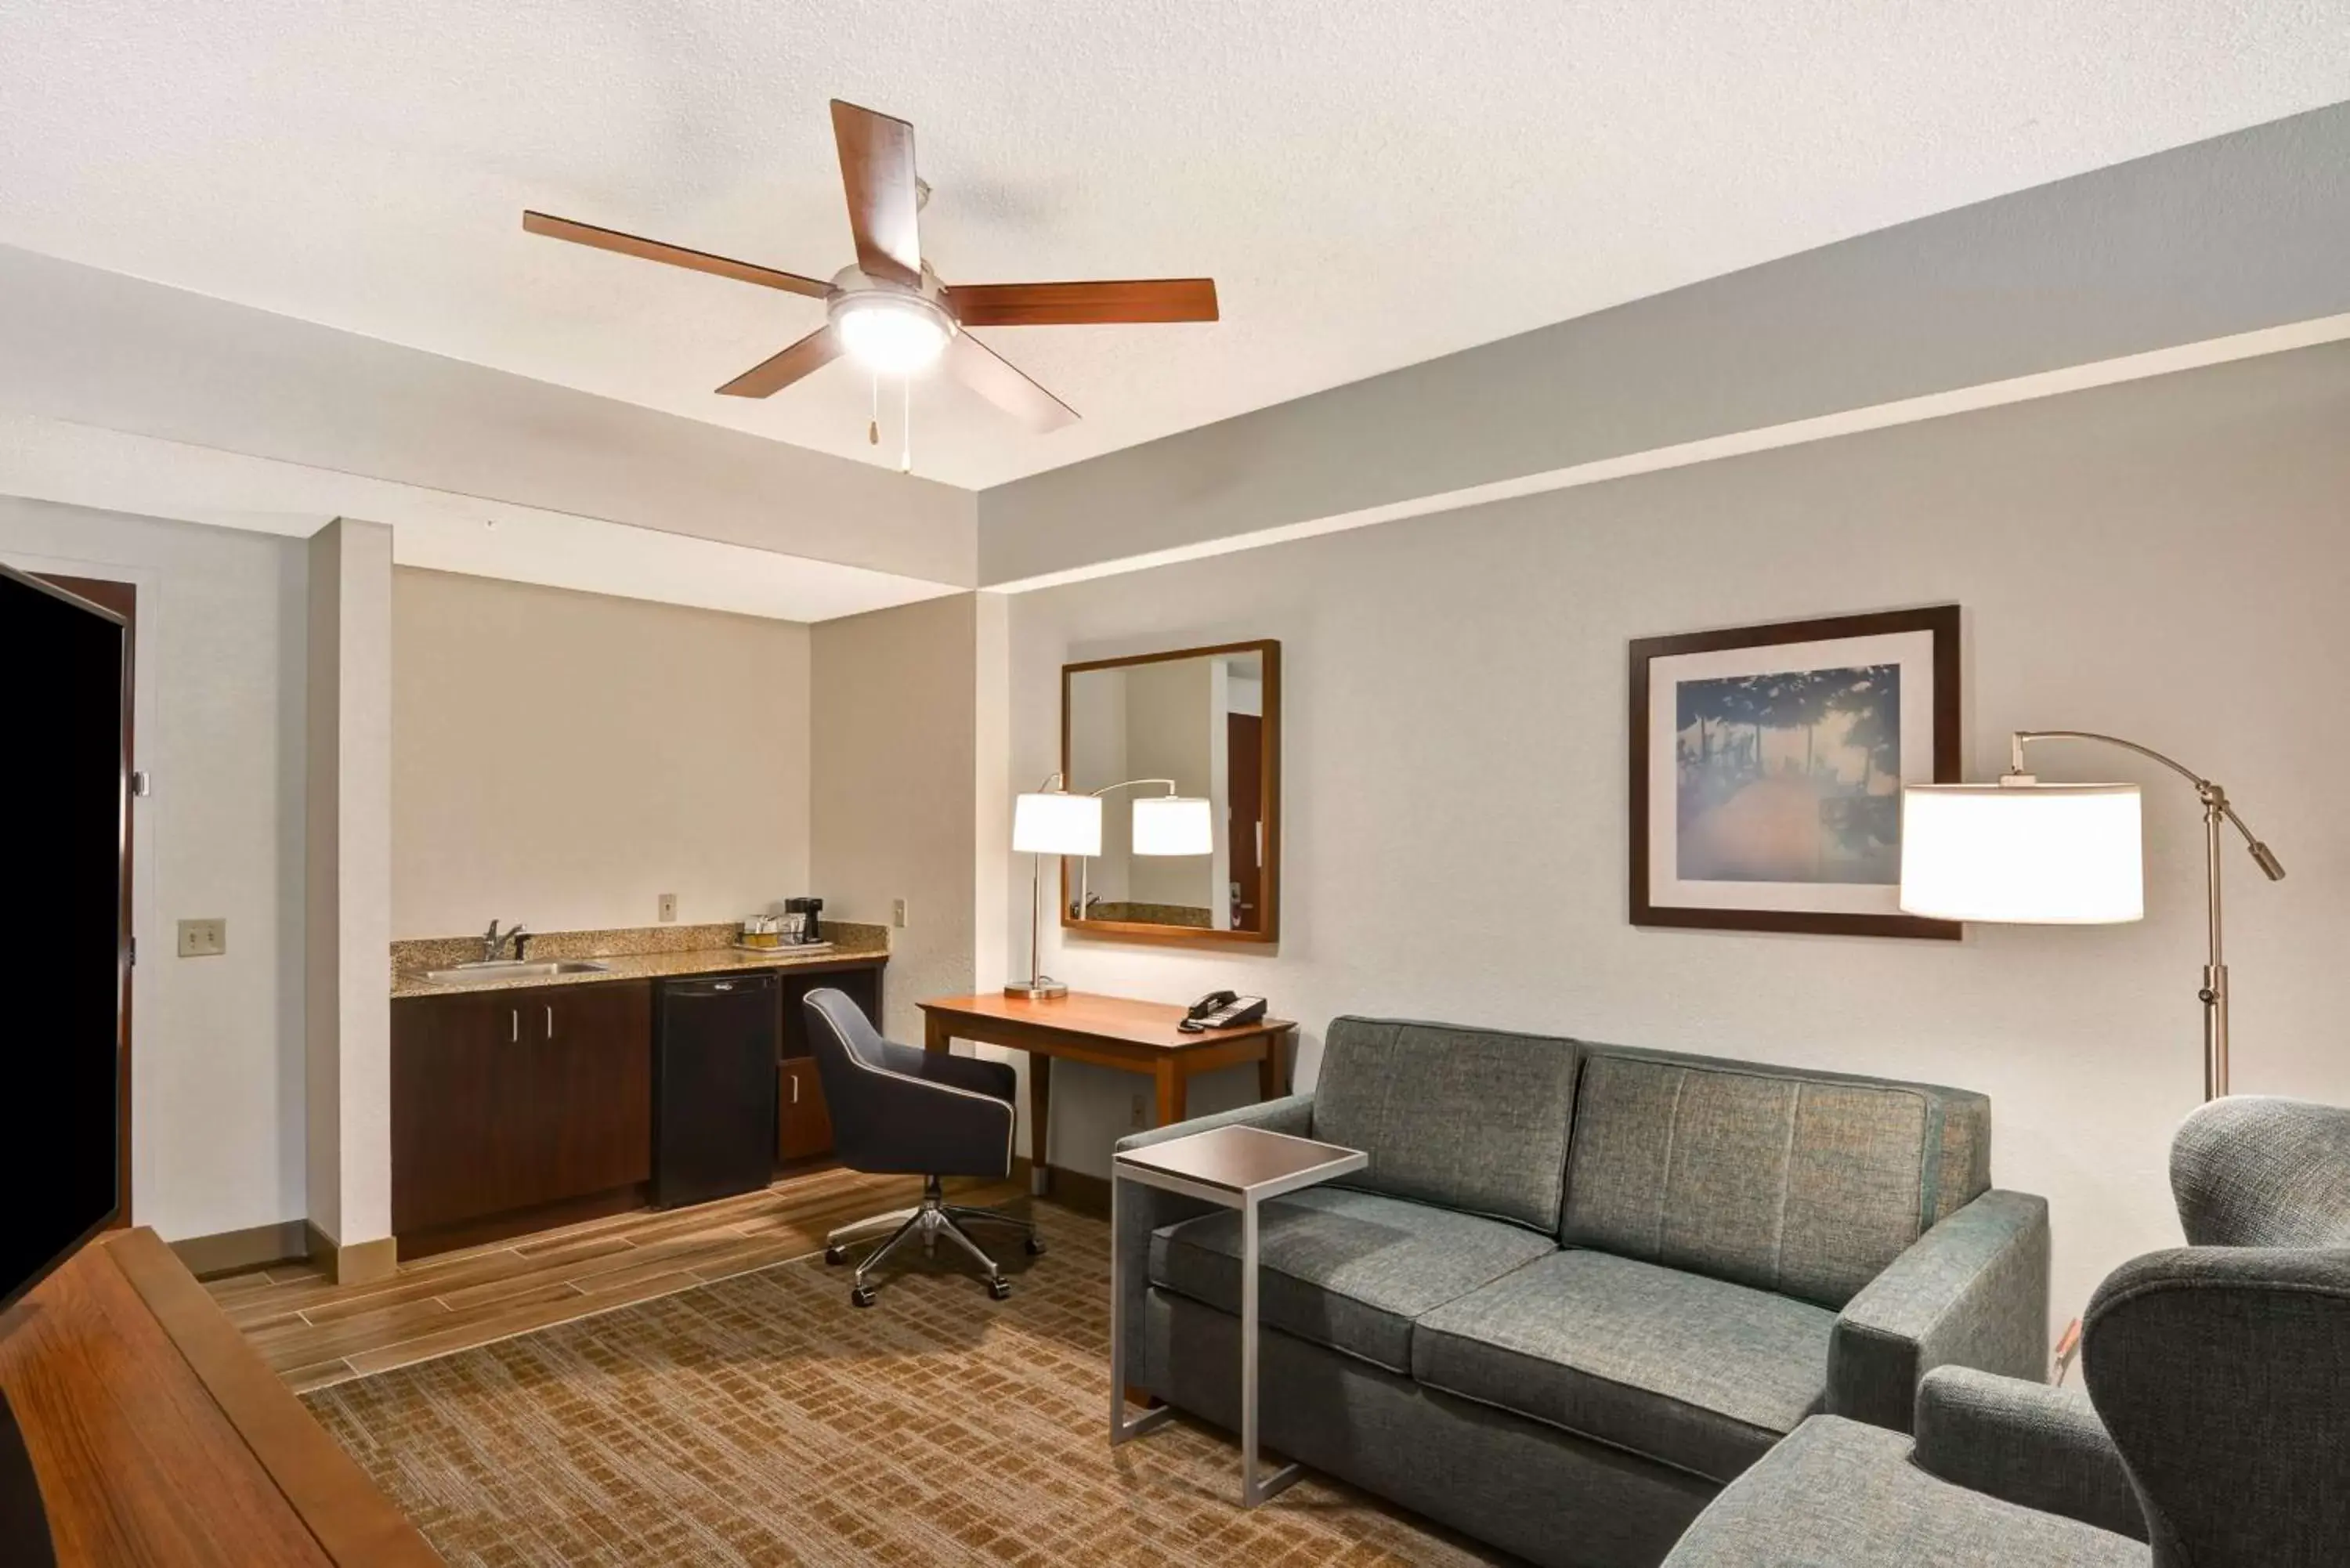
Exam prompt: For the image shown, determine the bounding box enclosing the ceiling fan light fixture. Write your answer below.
[830,291,953,376]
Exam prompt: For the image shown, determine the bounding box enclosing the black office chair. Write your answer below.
[803,988,1044,1306]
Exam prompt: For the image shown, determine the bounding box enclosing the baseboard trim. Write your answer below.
[1041,1165,1112,1219]
[168,1219,309,1281]
[303,1222,400,1286]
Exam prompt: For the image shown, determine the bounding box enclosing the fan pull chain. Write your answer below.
[868,374,880,447]
[900,377,913,473]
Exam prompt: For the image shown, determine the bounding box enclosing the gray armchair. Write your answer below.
[804,988,1045,1306]
[1665,1096,2350,1568]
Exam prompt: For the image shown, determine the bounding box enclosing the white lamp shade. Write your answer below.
[1012,790,1102,856]
[1899,782,2144,923]
[1132,795,1213,856]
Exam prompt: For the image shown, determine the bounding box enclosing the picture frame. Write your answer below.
[1629,605,1961,940]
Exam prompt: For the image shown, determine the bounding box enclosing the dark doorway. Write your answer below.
[37,575,134,1227]
[1227,712,1264,931]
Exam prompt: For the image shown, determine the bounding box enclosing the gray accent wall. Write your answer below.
[978,102,2350,585]
[1000,338,2350,1344]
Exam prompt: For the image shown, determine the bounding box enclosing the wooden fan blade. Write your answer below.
[717,326,842,398]
[830,100,921,286]
[522,211,830,298]
[947,279,1219,327]
[945,332,1077,432]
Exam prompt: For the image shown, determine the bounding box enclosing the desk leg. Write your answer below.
[1155,1062,1188,1129]
[1029,1053,1052,1197]
[1108,1171,1172,1448]
[1239,1189,1301,1507]
[1256,1031,1289,1100]
[924,1014,951,1054]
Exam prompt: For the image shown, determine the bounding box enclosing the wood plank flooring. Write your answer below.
[207,1166,1027,1394]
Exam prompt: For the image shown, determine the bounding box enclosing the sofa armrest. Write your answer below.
[1828,1189,2049,1432]
[1913,1367,2146,1541]
[1111,1094,1315,1389]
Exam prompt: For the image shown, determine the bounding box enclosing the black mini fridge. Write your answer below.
[653,973,780,1208]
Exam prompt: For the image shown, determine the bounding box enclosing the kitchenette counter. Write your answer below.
[391,919,888,999]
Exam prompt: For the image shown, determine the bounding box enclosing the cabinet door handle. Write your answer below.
[510,1008,519,1043]
[791,1074,800,1105]
[546,1004,555,1040]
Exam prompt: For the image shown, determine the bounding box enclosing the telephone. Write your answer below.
[1180,990,1269,1034]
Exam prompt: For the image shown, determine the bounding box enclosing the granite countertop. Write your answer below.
[391,920,889,999]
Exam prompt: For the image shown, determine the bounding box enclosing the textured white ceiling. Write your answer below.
[4,2,2346,490]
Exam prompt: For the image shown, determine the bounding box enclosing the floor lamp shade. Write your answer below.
[1900,782,2145,923]
[1131,795,1212,856]
[1013,791,1102,857]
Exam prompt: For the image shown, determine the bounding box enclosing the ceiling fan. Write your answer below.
[522,99,1218,435]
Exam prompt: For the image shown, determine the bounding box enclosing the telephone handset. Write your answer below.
[1180,990,1269,1034]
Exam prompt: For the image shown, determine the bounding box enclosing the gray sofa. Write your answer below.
[1662,1095,2350,1568]
[1114,1017,2049,1568]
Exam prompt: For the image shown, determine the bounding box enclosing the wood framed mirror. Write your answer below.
[1061,640,1279,945]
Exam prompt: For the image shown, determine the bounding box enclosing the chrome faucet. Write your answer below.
[481,919,515,963]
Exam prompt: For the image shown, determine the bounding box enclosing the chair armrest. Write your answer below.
[1913,1367,2146,1541]
[1111,1094,1316,1389]
[872,1036,1018,1100]
[1828,1189,2049,1432]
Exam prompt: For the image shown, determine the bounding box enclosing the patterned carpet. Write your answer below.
[305,1209,1505,1566]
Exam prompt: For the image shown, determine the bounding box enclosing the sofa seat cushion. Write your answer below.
[1150,1188,1559,1374]
[1661,1416,2149,1568]
[1413,1249,1835,1483]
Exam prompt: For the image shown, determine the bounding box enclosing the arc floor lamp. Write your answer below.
[1900,731,2286,1100]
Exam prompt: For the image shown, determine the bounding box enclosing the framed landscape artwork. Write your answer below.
[1629,605,1961,940]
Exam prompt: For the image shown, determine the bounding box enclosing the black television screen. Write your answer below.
[1,564,128,1309]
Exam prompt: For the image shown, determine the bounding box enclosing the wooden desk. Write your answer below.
[0,1229,437,1566]
[918,992,1298,1194]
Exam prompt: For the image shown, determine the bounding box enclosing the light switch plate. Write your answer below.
[177,918,226,957]
[891,898,908,928]
[657,893,678,923]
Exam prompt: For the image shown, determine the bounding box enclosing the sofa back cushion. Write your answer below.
[1314,1017,1582,1232]
[1560,1049,1990,1308]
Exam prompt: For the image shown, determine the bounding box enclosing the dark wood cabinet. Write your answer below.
[768,964,882,1166]
[776,1058,833,1163]
[392,980,651,1254]
[392,958,884,1255]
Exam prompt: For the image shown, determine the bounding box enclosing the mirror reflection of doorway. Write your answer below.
[1227,710,1263,931]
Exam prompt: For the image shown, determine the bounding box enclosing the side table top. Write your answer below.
[1115,1124,1365,1198]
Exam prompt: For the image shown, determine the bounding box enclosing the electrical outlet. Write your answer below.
[1130,1093,1148,1131]
[891,898,908,928]
[177,918,227,957]
[657,893,678,923]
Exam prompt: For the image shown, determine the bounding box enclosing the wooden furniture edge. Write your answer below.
[1059,638,1282,945]
[103,1229,441,1565]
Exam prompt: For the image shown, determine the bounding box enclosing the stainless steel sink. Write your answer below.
[420,959,613,984]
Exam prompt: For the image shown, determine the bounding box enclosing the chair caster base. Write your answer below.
[850,1284,877,1308]
[987,1277,1013,1301]
[1024,1235,1047,1257]
[824,1245,848,1266]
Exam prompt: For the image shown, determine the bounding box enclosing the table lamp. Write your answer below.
[1010,776,1101,999]
[1075,780,1215,919]
[1900,730,2286,1099]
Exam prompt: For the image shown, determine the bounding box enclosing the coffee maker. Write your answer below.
[784,896,823,944]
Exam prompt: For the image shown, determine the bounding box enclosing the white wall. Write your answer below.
[0,497,308,1243]
[391,568,812,938]
[1000,339,2350,1335]
[808,594,982,1031]
[305,518,394,1248]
